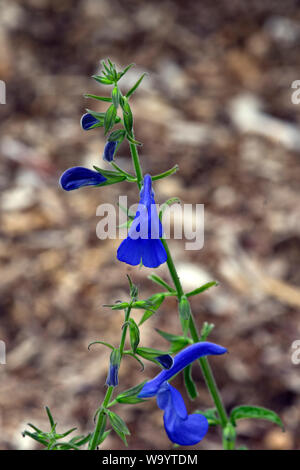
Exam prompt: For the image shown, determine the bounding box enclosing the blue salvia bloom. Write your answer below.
[106,364,119,387]
[138,342,227,446]
[103,141,118,162]
[60,167,107,191]
[117,174,167,268]
[80,113,101,130]
[106,349,121,387]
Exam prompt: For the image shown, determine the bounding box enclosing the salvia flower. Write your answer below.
[106,349,121,387]
[103,140,118,162]
[138,342,227,445]
[155,354,174,370]
[117,174,167,268]
[80,112,101,130]
[60,167,107,191]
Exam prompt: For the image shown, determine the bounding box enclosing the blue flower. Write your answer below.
[106,349,121,387]
[138,342,227,446]
[157,382,208,446]
[155,354,174,370]
[60,167,107,191]
[80,113,101,130]
[103,141,118,162]
[117,174,167,268]
[106,364,119,387]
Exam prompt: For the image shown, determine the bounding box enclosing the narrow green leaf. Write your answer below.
[126,133,142,146]
[116,396,146,405]
[104,104,117,135]
[159,197,181,221]
[27,423,43,433]
[186,281,218,298]
[107,411,130,436]
[108,129,126,142]
[88,340,114,351]
[104,302,129,310]
[45,407,55,428]
[152,164,179,181]
[230,405,284,430]
[96,430,111,447]
[139,294,165,326]
[84,94,112,102]
[112,86,120,110]
[56,427,77,439]
[118,63,135,80]
[148,274,176,293]
[200,322,215,341]
[70,433,92,447]
[178,295,191,335]
[92,75,113,85]
[183,364,198,400]
[116,381,147,400]
[126,73,147,98]
[136,347,170,362]
[22,430,49,447]
[124,351,145,371]
[122,100,133,134]
[128,318,140,353]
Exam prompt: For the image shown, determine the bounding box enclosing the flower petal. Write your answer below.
[138,342,227,397]
[106,364,119,387]
[163,410,208,446]
[80,113,101,130]
[60,167,107,191]
[117,237,143,266]
[103,141,118,162]
[156,382,187,419]
[117,174,167,268]
[140,239,167,268]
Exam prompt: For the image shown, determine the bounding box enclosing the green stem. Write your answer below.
[110,161,135,180]
[89,386,114,450]
[161,238,184,298]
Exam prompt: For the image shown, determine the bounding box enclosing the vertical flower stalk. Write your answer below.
[127,121,232,447]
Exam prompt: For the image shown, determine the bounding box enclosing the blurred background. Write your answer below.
[0,0,300,450]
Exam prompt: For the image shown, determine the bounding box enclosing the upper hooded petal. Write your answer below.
[60,167,107,191]
[155,354,174,370]
[80,113,101,130]
[138,342,227,398]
